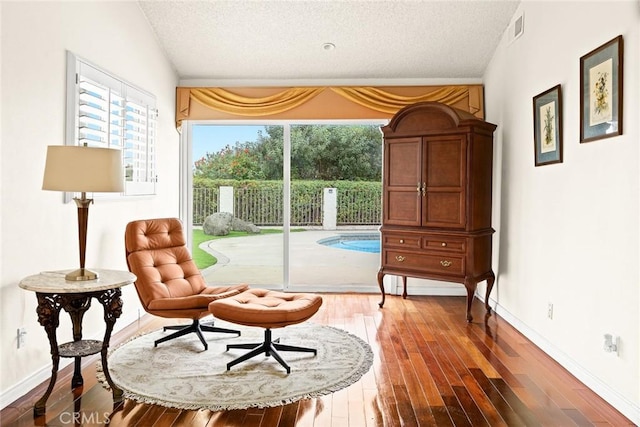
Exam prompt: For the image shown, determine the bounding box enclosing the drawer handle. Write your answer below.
[440,260,452,267]
[395,255,406,262]
[441,242,447,247]
[399,239,404,244]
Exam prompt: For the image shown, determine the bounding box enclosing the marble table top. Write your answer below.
[19,269,136,293]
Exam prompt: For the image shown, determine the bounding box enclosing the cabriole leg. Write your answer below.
[377,268,386,308]
[485,272,496,314]
[464,279,478,323]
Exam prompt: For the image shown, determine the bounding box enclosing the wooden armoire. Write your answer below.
[377,102,497,322]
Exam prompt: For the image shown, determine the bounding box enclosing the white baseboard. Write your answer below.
[283,282,467,296]
[0,310,139,410]
[482,295,640,425]
[0,359,74,410]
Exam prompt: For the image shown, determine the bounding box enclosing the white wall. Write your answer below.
[0,2,179,406]
[484,1,639,422]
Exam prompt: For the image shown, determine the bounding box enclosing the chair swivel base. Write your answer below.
[157,319,240,350]
[226,328,316,374]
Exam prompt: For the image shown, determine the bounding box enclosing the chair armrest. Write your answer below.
[148,295,225,311]
[147,284,250,311]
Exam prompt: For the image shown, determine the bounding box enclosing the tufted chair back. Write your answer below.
[125,218,207,312]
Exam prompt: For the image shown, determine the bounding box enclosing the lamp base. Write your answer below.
[65,268,99,281]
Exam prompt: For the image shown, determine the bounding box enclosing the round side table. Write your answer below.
[19,269,136,416]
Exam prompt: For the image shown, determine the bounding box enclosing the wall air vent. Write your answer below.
[508,12,524,44]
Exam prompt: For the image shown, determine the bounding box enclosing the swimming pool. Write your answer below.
[317,234,381,253]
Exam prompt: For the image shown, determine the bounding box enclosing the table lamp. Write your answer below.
[42,145,124,281]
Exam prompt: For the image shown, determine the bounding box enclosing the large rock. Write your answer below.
[232,217,261,234]
[203,212,233,236]
[203,213,261,236]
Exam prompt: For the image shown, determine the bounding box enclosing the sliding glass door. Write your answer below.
[288,124,383,292]
[185,124,285,288]
[180,120,385,292]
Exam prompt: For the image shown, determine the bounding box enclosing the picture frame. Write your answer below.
[533,84,563,167]
[580,35,623,143]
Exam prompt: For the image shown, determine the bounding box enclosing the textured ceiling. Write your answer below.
[138,0,520,82]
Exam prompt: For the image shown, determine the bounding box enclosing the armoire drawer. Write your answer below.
[382,234,421,249]
[383,250,464,276]
[422,236,466,253]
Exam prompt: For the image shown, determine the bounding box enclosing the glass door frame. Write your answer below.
[179,119,387,290]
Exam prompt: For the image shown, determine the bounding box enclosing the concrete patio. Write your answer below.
[200,229,382,293]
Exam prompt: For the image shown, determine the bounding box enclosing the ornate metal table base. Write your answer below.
[33,288,123,416]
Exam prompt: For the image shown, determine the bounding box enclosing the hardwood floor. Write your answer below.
[1,294,634,426]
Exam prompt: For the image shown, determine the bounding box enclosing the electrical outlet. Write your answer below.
[547,303,553,320]
[604,334,619,355]
[17,327,27,349]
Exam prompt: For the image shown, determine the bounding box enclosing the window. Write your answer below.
[66,51,157,196]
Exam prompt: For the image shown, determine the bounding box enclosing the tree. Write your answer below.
[253,126,284,180]
[193,124,382,181]
[194,142,265,180]
[292,125,382,181]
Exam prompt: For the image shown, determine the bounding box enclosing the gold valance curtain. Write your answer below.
[329,86,469,114]
[187,87,325,117]
[176,85,483,128]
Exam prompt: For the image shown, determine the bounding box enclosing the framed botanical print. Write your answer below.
[580,35,623,143]
[533,85,563,166]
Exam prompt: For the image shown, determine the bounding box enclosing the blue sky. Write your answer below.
[192,125,264,163]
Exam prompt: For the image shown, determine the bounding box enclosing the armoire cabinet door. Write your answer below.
[423,135,467,228]
[383,137,422,226]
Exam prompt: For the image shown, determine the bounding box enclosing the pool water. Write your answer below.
[318,235,381,253]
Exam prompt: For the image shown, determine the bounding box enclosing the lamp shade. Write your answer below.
[42,146,124,193]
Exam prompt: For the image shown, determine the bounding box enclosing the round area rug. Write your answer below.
[98,321,373,411]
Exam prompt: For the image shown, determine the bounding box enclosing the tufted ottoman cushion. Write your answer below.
[208,288,323,373]
[208,288,322,329]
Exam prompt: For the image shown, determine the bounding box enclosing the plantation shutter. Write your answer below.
[68,51,158,196]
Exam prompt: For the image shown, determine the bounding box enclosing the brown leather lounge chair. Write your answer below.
[125,217,249,350]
